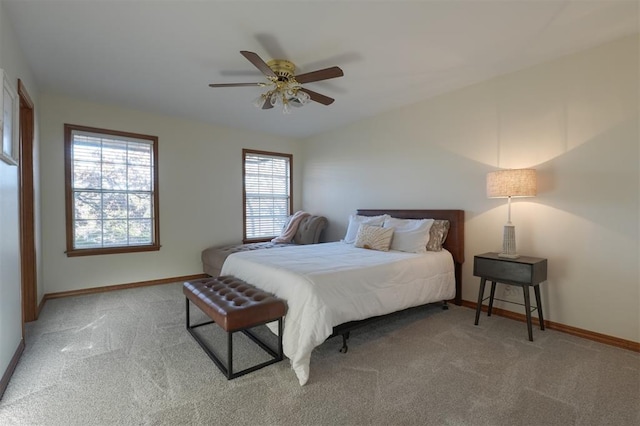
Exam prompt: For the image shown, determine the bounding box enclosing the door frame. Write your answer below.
[18,79,37,324]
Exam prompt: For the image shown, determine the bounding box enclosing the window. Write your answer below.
[64,124,160,256]
[243,149,292,242]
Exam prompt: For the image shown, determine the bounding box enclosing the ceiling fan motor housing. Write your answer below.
[267,59,296,81]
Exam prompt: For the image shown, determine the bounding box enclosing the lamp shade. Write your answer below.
[486,169,537,198]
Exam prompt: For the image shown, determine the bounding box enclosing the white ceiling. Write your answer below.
[4,0,638,138]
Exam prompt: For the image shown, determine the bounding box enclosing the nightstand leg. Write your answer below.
[534,285,545,330]
[474,278,487,325]
[487,281,497,316]
[523,285,533,341]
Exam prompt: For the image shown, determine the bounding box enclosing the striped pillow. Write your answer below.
[354,224,394,252]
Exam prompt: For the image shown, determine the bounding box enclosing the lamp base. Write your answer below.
[500,223,519,259]
[498,252,521,259]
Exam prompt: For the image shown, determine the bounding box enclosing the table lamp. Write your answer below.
[486,168,537,258]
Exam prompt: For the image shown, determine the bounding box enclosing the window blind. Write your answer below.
[244,151,291,239]
[70,130,156,249]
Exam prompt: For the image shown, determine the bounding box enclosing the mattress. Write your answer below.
[221,241,455,385]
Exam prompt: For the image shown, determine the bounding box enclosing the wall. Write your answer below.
[39,95,301,293]
[301,36,639,343]
[0,0,41,389]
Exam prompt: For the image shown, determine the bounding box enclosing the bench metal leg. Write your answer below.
[227,331,233,379]
[185,298,228,375]
[185,298,285,380]
[278,318,283,359]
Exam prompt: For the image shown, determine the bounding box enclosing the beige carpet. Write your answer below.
[0,282,638,425]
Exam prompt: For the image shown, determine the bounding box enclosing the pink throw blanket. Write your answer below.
[272,211,310,243]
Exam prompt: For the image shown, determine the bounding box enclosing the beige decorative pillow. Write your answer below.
[354,224,394,252]
[426,220,450,251]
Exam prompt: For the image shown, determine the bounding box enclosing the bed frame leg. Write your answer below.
[339,332,350,353]
[442,301,449,310]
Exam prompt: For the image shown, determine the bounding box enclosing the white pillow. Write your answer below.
[354,224,394,252]
[383,217,434,253]
[343,214,388,244]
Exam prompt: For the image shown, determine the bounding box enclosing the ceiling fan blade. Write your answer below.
[299,88,335,105]
[240,51,277,78]
[208,83,262,88]
[295,66,344,84]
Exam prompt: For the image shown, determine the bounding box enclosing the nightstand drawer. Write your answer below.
[473,253,547,286]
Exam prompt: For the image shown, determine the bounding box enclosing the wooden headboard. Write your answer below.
[357,209,465,305]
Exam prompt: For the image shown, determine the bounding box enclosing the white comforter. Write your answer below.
[220,242,455,385]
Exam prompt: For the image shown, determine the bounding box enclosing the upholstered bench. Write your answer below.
[183,276,287,379]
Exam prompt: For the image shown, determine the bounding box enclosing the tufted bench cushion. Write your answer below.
[183,276,287,379]
[183,276,287,332]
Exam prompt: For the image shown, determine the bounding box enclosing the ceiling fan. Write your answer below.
[209,51,344,113]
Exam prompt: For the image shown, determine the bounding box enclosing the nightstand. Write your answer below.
[473,252,548,341]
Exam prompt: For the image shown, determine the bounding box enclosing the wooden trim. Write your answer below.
[242,149,247,242]
[242,149,293,243]
[42,274,208,301]
[462,300,640,352]
[17,79,34,108]
[18,79,37,324]
[65,244,160,257]
[63,124,160,256]
[0,339,25,401]
[37,296,46,318]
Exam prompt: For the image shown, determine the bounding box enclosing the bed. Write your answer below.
[220,209,465,385]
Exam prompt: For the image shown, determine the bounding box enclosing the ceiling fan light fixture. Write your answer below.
[270,92,280,106]
[252,78,311,114]
[210,50,342,112]
[249,60,314,113]
[253,94,266,108]
[295,90,311,105]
